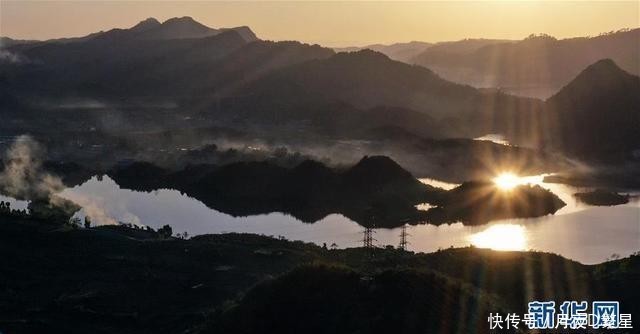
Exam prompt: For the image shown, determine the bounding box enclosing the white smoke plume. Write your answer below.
[0,135,64,201]
[0,136,135,227]
[59,191,118,226]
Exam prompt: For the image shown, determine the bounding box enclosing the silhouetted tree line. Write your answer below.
[2,202,181,240]
[0,201,29,218]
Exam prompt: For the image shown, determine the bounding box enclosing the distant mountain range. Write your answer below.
[233,49,538,135]
[0,17,330,99]
[333,41,433,63]
[410,29,639,99]
[341,31,639,100]
[335,39,509,64]
[1,17,638,162]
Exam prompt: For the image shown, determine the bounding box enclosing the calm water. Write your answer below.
[37,175,639,265]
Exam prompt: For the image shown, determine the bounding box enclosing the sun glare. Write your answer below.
[493,172,544,191]
[469,224,527,251]
[493,173,520,190]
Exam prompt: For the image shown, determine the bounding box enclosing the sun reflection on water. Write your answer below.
[469,224,527,251]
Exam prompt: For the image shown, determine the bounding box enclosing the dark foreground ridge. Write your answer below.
[107,156,565,227]
[0,217,638,334]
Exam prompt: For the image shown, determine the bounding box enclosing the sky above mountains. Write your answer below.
[2,1,638,46]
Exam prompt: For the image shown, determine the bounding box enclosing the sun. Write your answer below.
[469,224,527,251]
[493,173,520,190]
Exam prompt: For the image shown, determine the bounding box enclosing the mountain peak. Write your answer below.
[550,58,635,100]
[347,156,415,181]
[135,16,216,40]
[163,16,199,25]
[582,58,624,75]
[130,18,161,32]
[160,16,212,31]
[544,58,640,158]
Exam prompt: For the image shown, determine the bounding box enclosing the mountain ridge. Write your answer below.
[411,29,639,98]
[333,41,432,62]
[2,16,258,45]
[235,48,542,138]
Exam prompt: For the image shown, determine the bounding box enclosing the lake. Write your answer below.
[13,174,630,265]
[2,173,637,265]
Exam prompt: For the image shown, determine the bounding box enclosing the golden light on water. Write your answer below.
[469,224,527,251]
[493,172,545,191]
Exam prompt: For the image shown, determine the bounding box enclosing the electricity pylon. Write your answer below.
[399,224,410,251]
[363,227,376,248]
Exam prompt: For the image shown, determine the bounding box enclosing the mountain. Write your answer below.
[90,16,257,42]
[411,29,640,98]
[335,39,510,64]
[2,20,637,164]
[0,30,251,98]
[235,49,541,136]
[129,17,161,33]
[0,21,330,99]
[0,37,38,48]
[135,16,214,39]
[334,41,432,63]
[3,17,257,50]
[202,40,334,97]
[414,38,511,56]
[542,59,640,159]
[0,18,336,141]
[0,30,337,147]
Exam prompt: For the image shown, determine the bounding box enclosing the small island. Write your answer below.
[425,181,566,225]
[574,189,630,206]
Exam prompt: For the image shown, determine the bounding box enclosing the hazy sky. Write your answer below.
[1,1,638,46]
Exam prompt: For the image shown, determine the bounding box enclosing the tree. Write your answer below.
[158,224,173,239]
